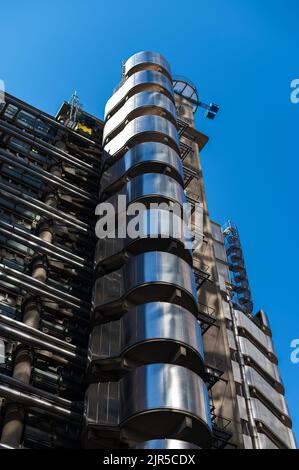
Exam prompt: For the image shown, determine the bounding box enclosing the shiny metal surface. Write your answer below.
[87,51,213,449]
[95,208,193,267]
[235,309,276,356]
[124,251,196,298]
[104,115,180,157]
[84,381,120,428]
[84,364,212,447]
[105,173,186,208]
[254,309,271,331]
[124,51,172,79]
[122,302,204,362]
[101,142,183,195]
[103,92,176,142]
[257,433,279,449]
[121,363,208,417]
[93,251,198,318]
[105,70,174,119]
[120,364,211,447]
[88,320,121,363]
[239,337,282,384]
[88,302,205,377]
[251,398,296,449]
[133,439,200,449]
[244,366,290,417]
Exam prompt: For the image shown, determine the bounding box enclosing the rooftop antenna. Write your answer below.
[68,91,82,124]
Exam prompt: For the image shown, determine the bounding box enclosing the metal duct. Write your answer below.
[84,364,211,448]
[100,142,183,196]
[87,302,204,380]
[87,51,212,449]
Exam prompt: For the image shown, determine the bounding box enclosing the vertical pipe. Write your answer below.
[0,172,56,448]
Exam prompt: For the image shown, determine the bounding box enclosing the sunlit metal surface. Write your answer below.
[239,337,282,384]
[104,173,186,208]
[120,364,212,447]
[105,70,174,119]
[257,433,279,449]
[93,251,198,318]
[101,142,183,196]
[244,366,290,417]
[103,91,176,142]
[88,302,205,377]
[235,309,276,356]
[254,309,271,331]
[84,364,212,447]
[104,115,180,157]
[124,51,172,79]
[133,439,200,449]
[251,398,296,449]
[85,51,214,449]
[123,303,203,356]
[95,208,193,267]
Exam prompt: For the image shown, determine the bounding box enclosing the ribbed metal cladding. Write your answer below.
[84,52,212,449]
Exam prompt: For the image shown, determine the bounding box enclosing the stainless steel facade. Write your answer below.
[84,364,211,448]
[85,51,212,449]
[0,92,103,449]
[0,50,296,450]
[211,220,296,449]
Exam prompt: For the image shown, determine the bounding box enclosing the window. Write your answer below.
[216,260,230,290]
[230,348,239,362]
[3,104,18,120]
[211,222,223,243]
[235,383,244,397]
[17,110,36,129]
[241,419,250,436]
[213,240,227,261]
[17,111,52,137]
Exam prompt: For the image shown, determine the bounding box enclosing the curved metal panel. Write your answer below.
[133,439,200,449]
[254,309,271,332]
[122,303,204,370]
[101,142,183,196]
[244,366,290,418]
[251,398,296,449]
[257,433,279,449]
[239,337,282,385]
[125,251,196,297]
[105,71,174,119]
[93,251,198,319]
[104,115,180,157]
[235,309,276,357]
[123,303,203,353]
[120,364,212,447]
[95,208,193,268]
[124,51,172,79]
[88,302,205,378]
[103,92,176,142]
[105,173,186,208]
[83,366,212,448]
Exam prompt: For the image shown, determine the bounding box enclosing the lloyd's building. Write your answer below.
[0,52,296,449]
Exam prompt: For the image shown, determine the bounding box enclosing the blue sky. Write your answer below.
[1,0,298,442]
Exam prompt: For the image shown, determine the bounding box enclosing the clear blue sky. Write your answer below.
[1,0,298,443]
